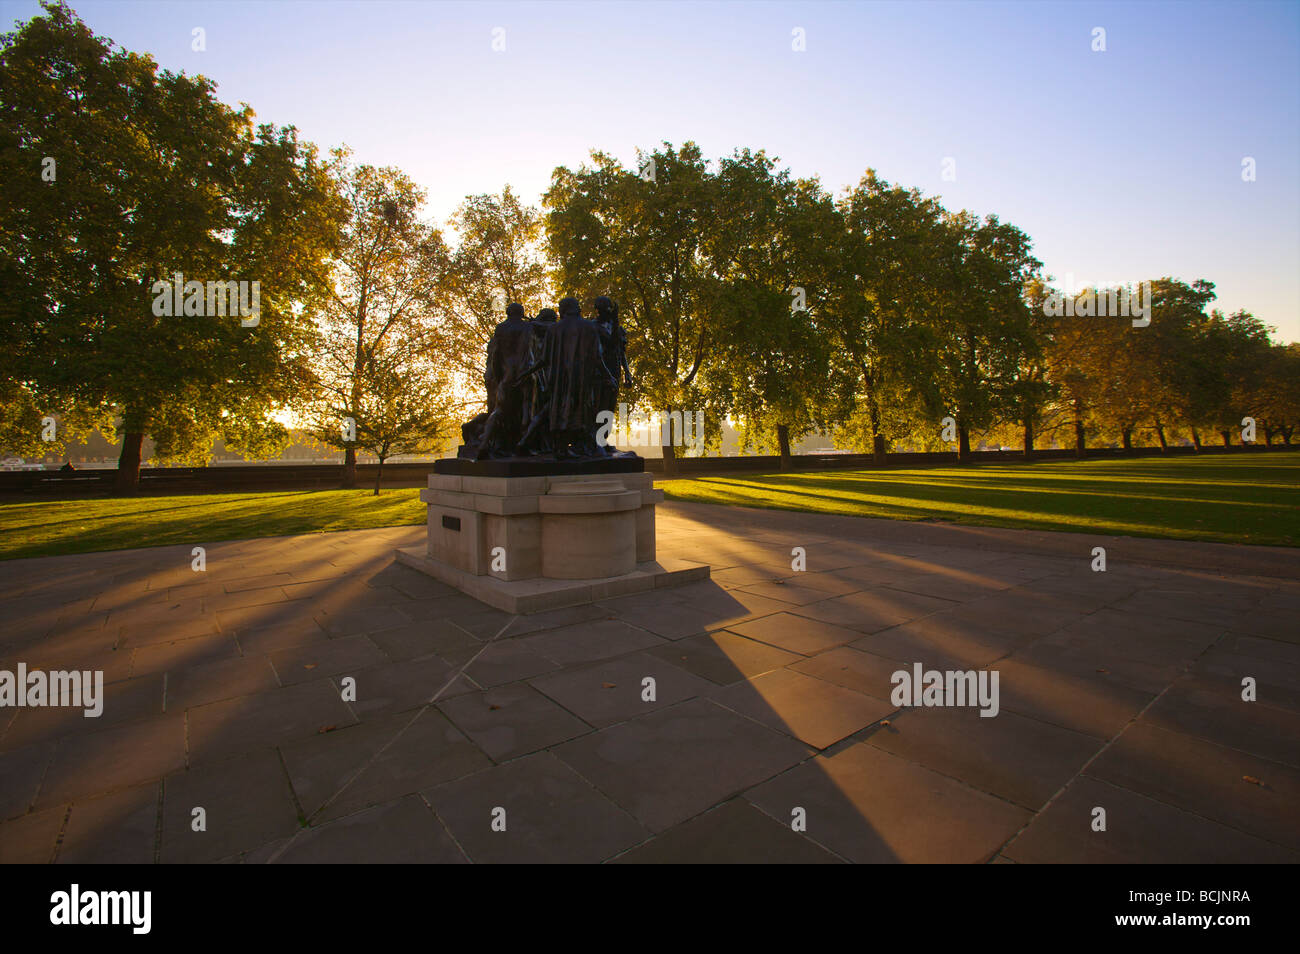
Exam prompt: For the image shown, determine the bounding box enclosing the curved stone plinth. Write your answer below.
[539,483,633,579]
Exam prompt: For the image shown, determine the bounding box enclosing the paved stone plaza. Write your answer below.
[1,501,1297,863]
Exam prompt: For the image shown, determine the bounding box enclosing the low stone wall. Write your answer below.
[1,443,1289,496]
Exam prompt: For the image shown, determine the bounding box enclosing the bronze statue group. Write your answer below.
[460,296,635,460]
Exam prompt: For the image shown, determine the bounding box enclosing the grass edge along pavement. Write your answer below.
[0,488,427,561]
[0,453,1296,560]
[660,452,1300,548]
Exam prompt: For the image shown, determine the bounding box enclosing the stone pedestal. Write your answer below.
[395,471,709,614]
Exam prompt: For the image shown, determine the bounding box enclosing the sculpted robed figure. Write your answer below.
[516,297,614,458]
[456,295,631,462]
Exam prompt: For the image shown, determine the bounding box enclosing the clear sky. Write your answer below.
[6,0,1298,340]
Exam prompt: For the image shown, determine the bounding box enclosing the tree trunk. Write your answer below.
[1074,420,1086,457]
[374,457,384,496]
[1155,423,1168,451]
[661,442,678,478]
[776,424,792,472]
[1221,429,1232,447]
[1022,419,1034,461]
[1190,427,1202,451]
[868,399,885,465]
[342,445,357,489]
[1281,426,1293,446]
[957,425,971,463]
[1263,427,1274,446]
[115,431,144,494]
[1121,428,1133,453]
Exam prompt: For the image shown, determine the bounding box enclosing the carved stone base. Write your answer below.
[397,471,709,614]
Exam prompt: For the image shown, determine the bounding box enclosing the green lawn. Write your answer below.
[0,488,426,561]
[659,453,1300,547]
[1,453,1296,560]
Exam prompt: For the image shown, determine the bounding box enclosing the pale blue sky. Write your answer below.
[6,0,1298,340]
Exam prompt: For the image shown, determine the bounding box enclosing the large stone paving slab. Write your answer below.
[987,658,1157,739]
[552,698,812,833]
[164,655,280,711]
[2,504,1297,863]
[337,654,475,719]
[1002,776,1297,863]
[849,612,1029,670]
[1189,648,1300,712]
[709,668,894,749]
[1084,722,1300,851]
[865,704,1102,810]
[160,749,300,863]
[1139,675,1300,768]
[610,799,843,863]
[745,743,1031,863]
[186,681,358,764]
[528,652,715,727]
[442,640,561,687]
[253,795,467,864]
[0,806,66,863]
[516,619,665,666]
[735,573,866,605]
[726,612,864,656]
[57,783,159,864]
[37,714,185,808]
[644,630,803,685]
[790,645,910,701]
[792,587,957,634]
[0,741,53,820]
[423,752,649,863]
[437,682,592,759]
[279,708,491,823]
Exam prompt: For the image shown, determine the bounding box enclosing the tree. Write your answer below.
[545,142,724,476]
[1049,293,1148,454]
[0,381,111,460]
[0,3,344,490]
[707,150,842,468]
[1009,279,1058,459]
[349,345,456,495]
[1240,341,1300,446]
[440,187,548,397]
[301,151,454,487]
[1138,279,1219,450]
[1199,307,1275,445]
[916,211,1042,462]
[827,172,941,462]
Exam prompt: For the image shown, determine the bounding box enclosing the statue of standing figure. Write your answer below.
[593,296,634,456]
[515,297,614,458]
[457,296,631,462]
[474,303,533,459]
[518,307,558,455]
